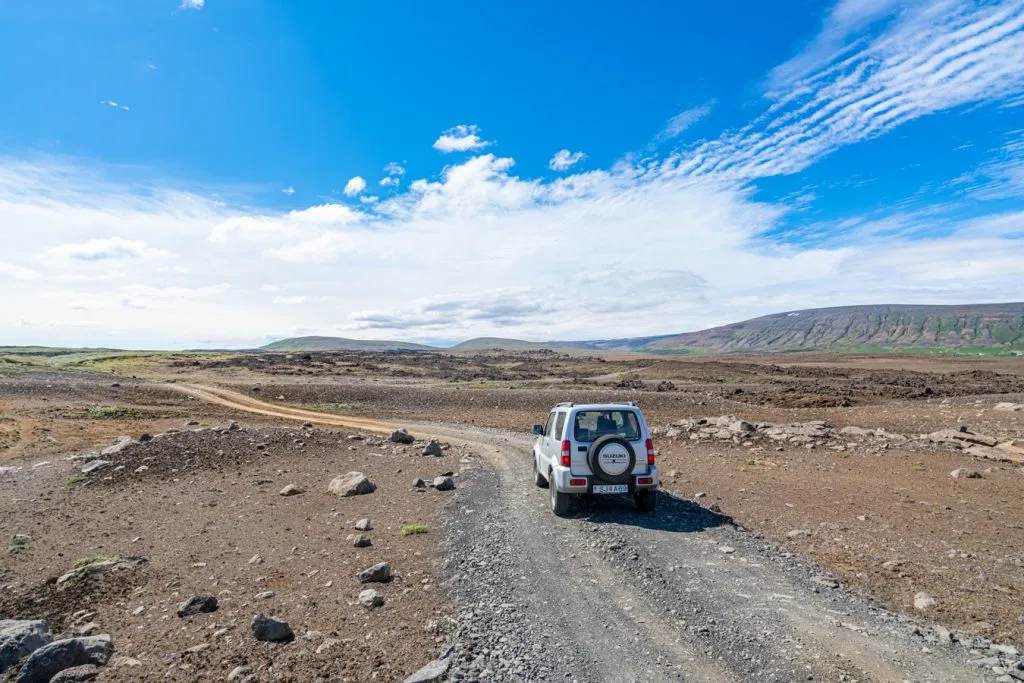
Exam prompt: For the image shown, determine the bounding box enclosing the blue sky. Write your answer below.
[1,0,1022,347]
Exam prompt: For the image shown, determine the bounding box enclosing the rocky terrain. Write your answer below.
[1,351,1023,681]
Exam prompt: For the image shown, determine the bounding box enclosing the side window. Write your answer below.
[554,412,567,441]
[544,412,557,437]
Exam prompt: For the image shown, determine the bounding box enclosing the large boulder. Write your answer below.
[328,472,376,497]
[358,562,392,583]
[251,614,293,643]
[14,635,113,683]
[389,429,415,444]
[0,620,51,675]
[431,476,455,492]
[49,665,99,682]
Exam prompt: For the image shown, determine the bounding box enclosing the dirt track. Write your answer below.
[171,382,991,682]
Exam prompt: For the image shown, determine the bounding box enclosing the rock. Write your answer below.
[251,614,293,643]
[184,643,209,654]
[0,467,19,476]
[412,478,426,489]
[358,562,392,583]
[914,591,938,610]
[254,591,276,600]
[248,554,263,565]
[177,595,218,618]
[969,656,1001,668]
[56,556,146,587]
[353,535,372,548]
[354,518,373,531]
[708,501,721,513]
[718,546,735,554]
[728,420,755,434]
[422,440,444,457]
[812,576,839,589]
[951,468,982,479]
[278,484,304,496]
[404,648,453,683]
[389,429,415,444]
[49,665,100,683]
[358,588,384,608]
[80,460,111,475]
[100,437,134,456]
[315,638,340,654]
[431,476,455,491]
[994,402,1022,411]
[228,665,253,680]
[328,472,376,497]
[786,529,811,538]
[14,635,113,683]
[839,426,872,437]
[990,643,1019,657]
[0,620,52,675]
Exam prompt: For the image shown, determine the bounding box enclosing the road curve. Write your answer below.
[167,381,985,682]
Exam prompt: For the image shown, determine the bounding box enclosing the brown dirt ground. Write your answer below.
[2,349,1023,676]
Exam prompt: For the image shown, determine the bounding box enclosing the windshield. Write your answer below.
[573,410,641,443]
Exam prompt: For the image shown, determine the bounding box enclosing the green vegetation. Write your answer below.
[741,458,756,466]
[66,476,86,487]
[911,464,927,472]
[72,554,115,568]
[400,524,429,536]
[87,406,140,419]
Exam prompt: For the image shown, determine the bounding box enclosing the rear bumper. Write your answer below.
[551,465,659,493]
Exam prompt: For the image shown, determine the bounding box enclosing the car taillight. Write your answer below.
[560,440,571,467]
[646,438,655,466]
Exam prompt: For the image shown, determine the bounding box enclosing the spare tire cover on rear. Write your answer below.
[588,435,636,484]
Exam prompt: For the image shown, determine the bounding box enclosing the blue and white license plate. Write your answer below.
[592,484,629,494]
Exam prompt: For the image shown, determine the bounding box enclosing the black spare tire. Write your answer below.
[588,435,636,484]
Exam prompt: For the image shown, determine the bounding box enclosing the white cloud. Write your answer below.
[265,232,355,263]
[655,100,716,143]
[100,100,130,112]
[384,162,405,176]
[180,0,204,9]
[282,186,295,196]
[548,149,587,171]
[261,284,281,293]
[343,176,366,196]
[272,295,311,305]
[48,237,173,262]
[0,262,40,280]
[360,195,379,204]
[379,176,400,188]
[432,125,493,153]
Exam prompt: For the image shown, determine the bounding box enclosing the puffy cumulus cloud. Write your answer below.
[379,176,400,188]
[548,149,586,171]
[265,232,355,263]
[384,162,405,176]
[180,0,204,9]
[343,176,367,196]
[432,124,492,153]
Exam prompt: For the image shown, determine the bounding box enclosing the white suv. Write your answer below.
[532,402,659,516]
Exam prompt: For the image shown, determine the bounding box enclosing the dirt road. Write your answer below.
[171,382,992,682]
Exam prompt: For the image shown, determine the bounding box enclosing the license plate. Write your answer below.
[593,484,628,494]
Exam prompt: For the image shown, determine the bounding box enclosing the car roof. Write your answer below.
[554,403,641,412]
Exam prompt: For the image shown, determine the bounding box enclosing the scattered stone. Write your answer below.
[994,402,1022,411]
[431,476,455,491]
[358,588,384,608]
[184,643,210,655]
[254,591,276,601]
[353,535,372,548]
[248,554,263,565]
[354,518,373,531]
[950,468,982,479]
[389,429,415,444]
[80,460,111,475]
[100,437,134,456]
[278,484,304,496]
[315,638,340,654]
[412,478,426,489]
[404,647,453,683]
[812,576,839,589]
[422,440,444,457]
[0,620,52,675]
[0,467,19,476]
[728,420,755,434]
[250,614,293,643]
[14,635,113,683]
[718,546,736,554]
[56,556,146,587]
[328,472,376,497]
[49,665,100,683]
[914,591,938,610]
[177,596,218,618]
[787,529,811,538]
[228,665,253,680]
[839,426,872,437]
[358,562,392,583]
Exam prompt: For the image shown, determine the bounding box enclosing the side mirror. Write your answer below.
[532,425,544,436]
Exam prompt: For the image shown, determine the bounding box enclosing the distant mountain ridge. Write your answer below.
[261,303,1024,354]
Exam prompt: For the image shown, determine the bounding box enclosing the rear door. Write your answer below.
[540,411,558,465]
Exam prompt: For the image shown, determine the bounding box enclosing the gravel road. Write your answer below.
[435,425,994,683]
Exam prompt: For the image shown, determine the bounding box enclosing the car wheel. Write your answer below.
[635,489,657,513]
[549,471,570,516]
[533,454,548,488]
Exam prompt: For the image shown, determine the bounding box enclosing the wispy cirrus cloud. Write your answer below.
[655,100,716,144]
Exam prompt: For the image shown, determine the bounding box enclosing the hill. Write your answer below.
[448,337,550,351]
[614,303,1024,354]
[260,336,435,352]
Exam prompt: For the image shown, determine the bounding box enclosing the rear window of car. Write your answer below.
[573,410,640,443]
[554,412,567,440]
